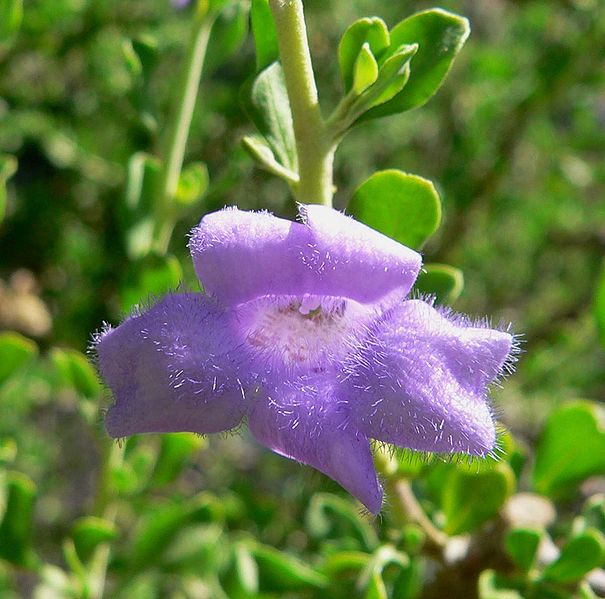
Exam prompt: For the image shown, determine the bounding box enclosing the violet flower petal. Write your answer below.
[248,375,383,514]
[97,293,250,437]
[189,205,421,306]
[351,300,513,455]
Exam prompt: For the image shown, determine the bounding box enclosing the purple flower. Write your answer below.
[96,206,514,513]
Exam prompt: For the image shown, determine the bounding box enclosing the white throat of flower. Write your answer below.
[238,295,372,370]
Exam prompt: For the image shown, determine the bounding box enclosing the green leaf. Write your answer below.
[504,528,542,572]
[122,38,143,78]
[353,43,379,95]
[120,253,183,313]
[579,581,599,599]
[0,332,37,387]
[365,571,388,599]
[127,494,219,573]
[321,551,370,576]
[414,264,464,304]
[339,18,390,92]
[242,62,298,174]
[533,400,605,498]
[150,433,206,488]
[392,559,424,599]
[131,35,159,81]
[176,162,209,206]
[364,8,470,119]
[0,472,37,567]
[542,529,605,583]
[478,570,524,599]
[250,543,328,591]
[241,135,298,184]
[582,494,605,534]
[223,543,259,598]
[71,516,118,563]
[358,545,409,592]
[348,170,441,249]
[306,493,378,551]
[162,523,225,576]
[205,0,249,75]
[0,0,22,44]
[50,348,101,399]
[251,0,279,72]
[0,154,17,225]
[357,44,416,111]
[442,462,515,535]
[0,438,17,466]
[125,152,161,213]
[595,259,605,348]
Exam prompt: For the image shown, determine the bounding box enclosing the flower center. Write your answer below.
[238,295,370,370]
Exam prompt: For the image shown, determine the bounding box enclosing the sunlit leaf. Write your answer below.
[338,17,389,92]
[363,9,469,119]
[353,43,379,96]
[348,170,441,249]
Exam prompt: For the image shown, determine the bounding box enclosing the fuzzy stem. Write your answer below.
[152,6,214,253]
[268,0,334,207]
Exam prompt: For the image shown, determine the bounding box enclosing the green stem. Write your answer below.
[152,6,215,254]
[268,0,334,207]
[375,449,447,553]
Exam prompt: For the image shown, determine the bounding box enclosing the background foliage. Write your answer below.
[0,0,604,597]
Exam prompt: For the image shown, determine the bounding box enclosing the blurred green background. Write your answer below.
[1,0,604,597]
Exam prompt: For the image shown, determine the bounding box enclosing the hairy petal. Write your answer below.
[351,300,513,455]
[97,293,250,437]
[248,374,383,513]
[189,206,421,306]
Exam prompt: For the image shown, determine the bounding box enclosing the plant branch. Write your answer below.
[268,0,334,206]
[152,7,215,253]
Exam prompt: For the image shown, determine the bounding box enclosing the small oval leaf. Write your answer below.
[442,462,516,535]
[348,169,441,249]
